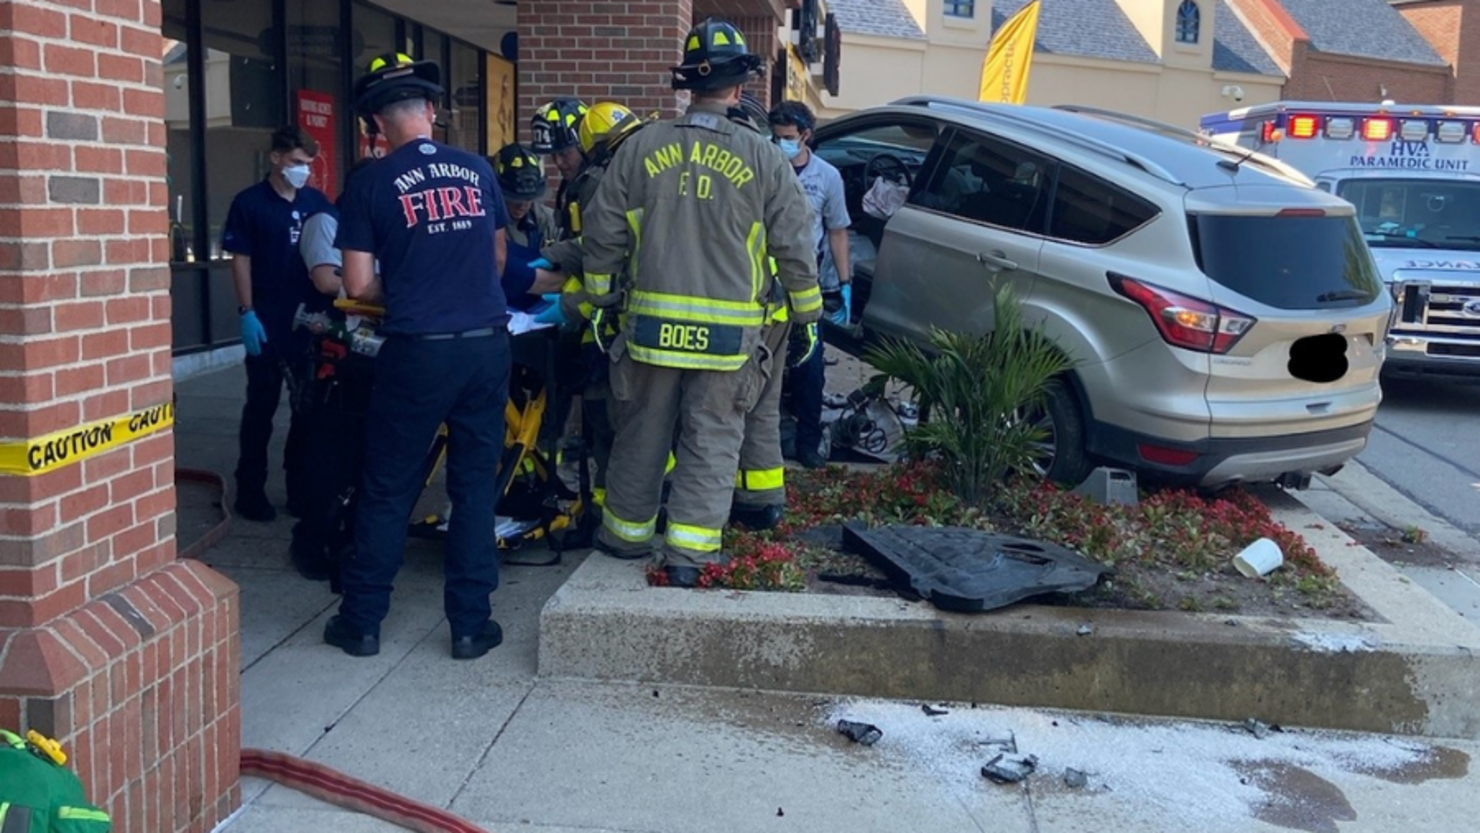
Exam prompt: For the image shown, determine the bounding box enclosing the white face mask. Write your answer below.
[283,164,311,189]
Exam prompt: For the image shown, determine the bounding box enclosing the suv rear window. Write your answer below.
[1191,214,1382,309]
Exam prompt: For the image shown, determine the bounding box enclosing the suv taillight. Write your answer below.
[1108,273,1256,355]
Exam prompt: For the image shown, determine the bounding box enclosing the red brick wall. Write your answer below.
[1284,48,1454,103]
[1226,0,1303,73]
[0,2,240,831]
[518,0,696,141]
[731,14,778,109]
[1398,0,1480,104]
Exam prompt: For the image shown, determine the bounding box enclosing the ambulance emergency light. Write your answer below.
[1325,117,1355,140]
[1400,119,1430,141]
[1362,117,1393,141]
[1287,114,1319,139]
[1437,120,1467,143]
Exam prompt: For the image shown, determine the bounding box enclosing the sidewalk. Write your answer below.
[175,367,1480,833]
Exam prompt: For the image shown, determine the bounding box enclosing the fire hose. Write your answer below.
[178,472,492,832]
[240,749,489,833]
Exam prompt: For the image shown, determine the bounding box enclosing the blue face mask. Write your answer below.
[776,138,803,161]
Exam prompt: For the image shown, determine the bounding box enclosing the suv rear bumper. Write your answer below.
[1086,419,1372,489]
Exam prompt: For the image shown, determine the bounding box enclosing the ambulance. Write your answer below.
[1201,102,1480,378]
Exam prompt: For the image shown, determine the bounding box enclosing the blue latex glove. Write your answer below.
[533,294,567,327]
[240,310,268,356]
[828,284,853,327]
[528,257,554,271]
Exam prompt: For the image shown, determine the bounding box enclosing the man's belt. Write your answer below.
[406,327,500,341]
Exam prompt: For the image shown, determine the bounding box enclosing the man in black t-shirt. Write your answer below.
[325,53,512,661]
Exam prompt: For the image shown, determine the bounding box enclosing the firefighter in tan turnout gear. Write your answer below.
[580,19,822,586]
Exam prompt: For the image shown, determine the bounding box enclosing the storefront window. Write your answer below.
[163,0,194,264]
[353,2,397,159]
[288,2,343,197]
[201,0,283,262]
[448,40,483,154]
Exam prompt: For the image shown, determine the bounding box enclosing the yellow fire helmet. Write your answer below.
[577,101,640,156]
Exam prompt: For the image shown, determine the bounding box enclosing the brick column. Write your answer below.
[518,0,695,139]
[731,14,779,109]
[0,2,240,832]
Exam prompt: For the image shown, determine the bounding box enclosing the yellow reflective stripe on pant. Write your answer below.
[602,508,656,543]
[625,345,750,371]
[665,522,723,554]
[735,467,784,491]
[788,284,823,315]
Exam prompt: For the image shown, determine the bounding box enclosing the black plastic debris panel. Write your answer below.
[841,523,1113,613]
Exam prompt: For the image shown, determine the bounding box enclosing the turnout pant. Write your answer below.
[338,331,511,639]
[598,337,767,567]
[734,319,792,509]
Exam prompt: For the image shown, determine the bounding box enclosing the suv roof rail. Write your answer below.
[890,96,1185,186]
[1053,104,1313,186]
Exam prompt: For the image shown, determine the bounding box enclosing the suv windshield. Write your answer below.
[1338,178,1480,251]
[1191,214,1382,309]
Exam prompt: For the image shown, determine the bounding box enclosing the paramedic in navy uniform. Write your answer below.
[325,53,513,660]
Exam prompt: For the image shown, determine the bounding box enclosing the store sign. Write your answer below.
[785,46,809,103]
[296,90,338,199]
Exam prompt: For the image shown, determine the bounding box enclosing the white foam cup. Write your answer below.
[1233,537,1283,578]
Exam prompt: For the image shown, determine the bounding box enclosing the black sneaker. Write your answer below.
[663,565,702,588]
[729,503,783,531]
[234,490,277,523]
[323,615,379,657]
[450,620,503,660]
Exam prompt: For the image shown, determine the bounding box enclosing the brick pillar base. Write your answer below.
[0,2,241,831]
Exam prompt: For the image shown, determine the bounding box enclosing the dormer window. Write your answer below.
[1176,1,1201,44]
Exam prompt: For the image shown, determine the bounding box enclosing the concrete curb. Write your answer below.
[1319,460,1478,559]
[539,490,1480,739]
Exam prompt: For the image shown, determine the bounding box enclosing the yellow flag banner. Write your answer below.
[978,0,1041,104]
[0,401,175,476]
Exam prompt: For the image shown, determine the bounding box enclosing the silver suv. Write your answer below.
[814,98,1393,490]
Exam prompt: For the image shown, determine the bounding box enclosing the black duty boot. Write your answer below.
[289,529,333,582]
[234,489,277,523]
[729,503,783,531]
[451,620,504,660]
[323,615,379,657]
[663,565,702,588]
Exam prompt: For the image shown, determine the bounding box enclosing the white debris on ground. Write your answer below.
[1291,632,1380,653]
[826,699,1436,829]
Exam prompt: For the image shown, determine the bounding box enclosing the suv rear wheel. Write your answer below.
[1022,379,1093,487]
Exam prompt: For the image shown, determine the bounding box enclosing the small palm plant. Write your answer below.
[865,284,1073,506]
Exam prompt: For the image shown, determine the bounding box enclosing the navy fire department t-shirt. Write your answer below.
[335,139,510,336]
[221,180,333,342]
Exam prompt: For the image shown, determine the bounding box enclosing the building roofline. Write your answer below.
[1251,0,1311,41]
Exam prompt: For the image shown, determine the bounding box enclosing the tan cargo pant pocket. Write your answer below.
[607,336,635,403]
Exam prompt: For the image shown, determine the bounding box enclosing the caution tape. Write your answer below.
[0,401,174,476]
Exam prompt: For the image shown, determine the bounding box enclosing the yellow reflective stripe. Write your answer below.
[587,272,612,296]
[770,305,789,324]
[665,452,676,475]
[602,508,656,543]
[627,292,764,326]
[746,222,766,304]
[789,285,823,314]
[666,522,723,553]
[625,207,644,285]
[592,487,606,508]
[627,344,748,370]
[738,467,785,491]
[57,807,111,822]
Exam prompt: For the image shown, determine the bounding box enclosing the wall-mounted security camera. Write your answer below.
[1221,84,1245,102]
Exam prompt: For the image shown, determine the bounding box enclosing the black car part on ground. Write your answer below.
[842,523,1112,613]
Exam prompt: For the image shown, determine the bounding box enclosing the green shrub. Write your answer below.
[865,284,1073,505]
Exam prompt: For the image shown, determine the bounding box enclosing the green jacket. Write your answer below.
[581,101,821,371]
[0,729,111,831]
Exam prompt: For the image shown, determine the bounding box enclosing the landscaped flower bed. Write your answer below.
[648,462,1366,619]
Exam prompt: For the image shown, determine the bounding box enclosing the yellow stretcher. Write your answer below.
[333,300,591,565]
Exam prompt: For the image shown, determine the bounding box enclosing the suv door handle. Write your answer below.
[977,250,1017,272]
